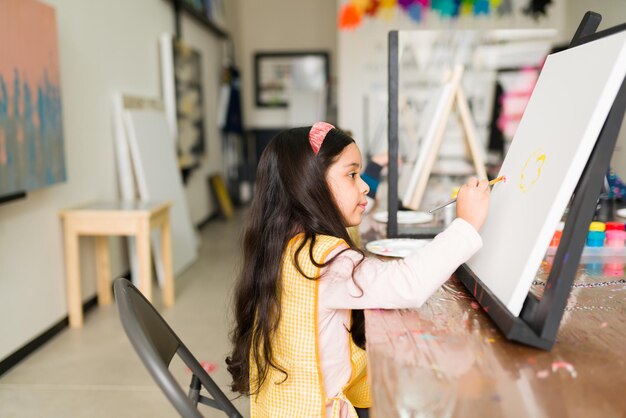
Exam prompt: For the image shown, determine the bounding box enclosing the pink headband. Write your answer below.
[308,122,335,154]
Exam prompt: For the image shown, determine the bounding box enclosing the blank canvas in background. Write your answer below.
[124,109,199,277]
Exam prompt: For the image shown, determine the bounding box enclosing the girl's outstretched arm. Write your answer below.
[319,218,482,310]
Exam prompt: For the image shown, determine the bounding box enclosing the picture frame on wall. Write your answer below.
[0,0,67,199]
[254,51,329,108]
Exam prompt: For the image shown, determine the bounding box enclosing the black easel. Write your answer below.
[387,31,400,238]
[456,12,626,350]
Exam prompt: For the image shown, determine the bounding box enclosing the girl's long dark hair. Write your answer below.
[226,127,366,396]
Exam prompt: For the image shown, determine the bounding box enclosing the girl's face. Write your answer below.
[325,143,370,227]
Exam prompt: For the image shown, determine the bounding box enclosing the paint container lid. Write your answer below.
[586,231,605,247]
[605,230,626,247]
[605,222,625,231]
[589,221,606,232]
[549,230,562,248]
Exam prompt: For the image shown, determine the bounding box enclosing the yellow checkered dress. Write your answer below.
[250,234,371,418]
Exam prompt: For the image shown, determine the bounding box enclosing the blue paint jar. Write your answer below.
[586,231,606,247]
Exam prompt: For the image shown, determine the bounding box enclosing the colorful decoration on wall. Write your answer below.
[0,0,67,197]
[338,0,550,29]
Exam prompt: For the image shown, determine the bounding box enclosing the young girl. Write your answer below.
[226,122,490,418]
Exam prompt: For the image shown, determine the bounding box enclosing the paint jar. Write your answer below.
[605,230,626,247]
[443,202,456,226]
[589,221,606,232]
[549,230,562,248]
[605,221,625,231]
[443,188,459,227]
[586,231,605,247]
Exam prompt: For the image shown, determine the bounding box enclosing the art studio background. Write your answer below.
[1,0,626,417]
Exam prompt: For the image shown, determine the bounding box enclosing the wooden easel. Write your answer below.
[402,65,487,210]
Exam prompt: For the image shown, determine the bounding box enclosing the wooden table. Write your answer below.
[60,201,174,328]
[364,255,626,418]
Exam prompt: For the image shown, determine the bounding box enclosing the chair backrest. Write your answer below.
[113,278,243,418]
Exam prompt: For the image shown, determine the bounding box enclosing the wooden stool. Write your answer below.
[60,201,174,328]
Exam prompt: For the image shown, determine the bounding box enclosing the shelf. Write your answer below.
[0,191,26,206]
[167,0,229,40]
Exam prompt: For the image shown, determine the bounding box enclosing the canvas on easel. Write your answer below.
[466,27,626,317]
[402,65,487,211]
[454,12,626,351]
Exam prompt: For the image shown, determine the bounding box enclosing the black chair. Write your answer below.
[113,278,243,418]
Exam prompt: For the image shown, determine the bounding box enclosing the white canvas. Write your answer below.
[467,31,626,316]
[111,93,141,287]
[159,33,178,142]
[124,109,198,277]
[113,94,174,287]
[112,94,136,201]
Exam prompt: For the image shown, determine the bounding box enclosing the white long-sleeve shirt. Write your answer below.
[317,218,483,415]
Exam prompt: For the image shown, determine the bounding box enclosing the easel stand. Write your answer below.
[402,65,487,211]
[387,31,488,237]
[457,12,626,350]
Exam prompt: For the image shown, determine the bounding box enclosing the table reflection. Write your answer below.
[364,239,626,418]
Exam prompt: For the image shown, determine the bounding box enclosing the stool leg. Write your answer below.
[161,215,174,307]
[95,236,112,306]
[136,219,152,302]
[64,224,83,328]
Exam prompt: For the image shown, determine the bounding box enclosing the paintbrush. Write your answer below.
[427,176,506,214]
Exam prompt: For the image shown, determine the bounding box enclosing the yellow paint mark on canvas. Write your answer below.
[520,150,546,193]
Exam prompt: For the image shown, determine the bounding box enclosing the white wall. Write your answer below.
[235,0,338,128]
[564,0,626,39]
[564,1,626,179]
[337,0,626,153]
[337,0,568,151]
[0,0,229,362]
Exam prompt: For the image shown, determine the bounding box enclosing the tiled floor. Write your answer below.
[0,211,250,417]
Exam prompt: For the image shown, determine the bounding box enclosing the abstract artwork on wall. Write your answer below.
[0,0,67,197]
